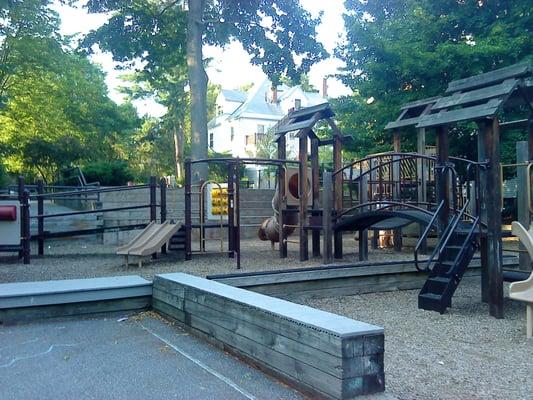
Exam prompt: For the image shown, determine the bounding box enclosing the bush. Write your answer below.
[0,162,9,188]
[82,161,134,186]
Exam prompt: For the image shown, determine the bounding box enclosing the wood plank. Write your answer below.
[385,115,425,130]
[276,117,316,134]
[289,102,333,120]
[433,79,518,111]
[400,96,441,110]
[446,63,531,93]
[417,99,502,128]
[0,296,151,324]
[154,279,361,358]
[500,118,529,131]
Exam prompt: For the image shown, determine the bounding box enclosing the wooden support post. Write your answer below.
[478,118,504,319]
[160,178,167,254]
[417,128,428,253]
[37,179,44,256]
[227,162,235,259]
[311,137,320,257]
[184,160,192,261]
[436,126,450,235]
[322,171,333,264]
[516,141,531,270]
[299,133,309,262]
[278,135,288,258]
[477,122,489,302]
[358,172,369,261]
[392,129,402,251]
[333,134,343,259]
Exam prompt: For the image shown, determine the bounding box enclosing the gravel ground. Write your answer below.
[0,237,415,283]
[301,278,533,400]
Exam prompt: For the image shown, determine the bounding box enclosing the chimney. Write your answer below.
[322,77,328,98]
[271,84,278,103]
[294,98,302,110]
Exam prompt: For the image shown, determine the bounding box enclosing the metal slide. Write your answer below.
[116,221,182,267]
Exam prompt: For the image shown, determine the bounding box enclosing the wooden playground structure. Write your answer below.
[184,62,533,318]
[1,62,532,320]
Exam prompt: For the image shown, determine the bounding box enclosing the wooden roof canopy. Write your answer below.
[274,102,349,145]
[386,62,533,131]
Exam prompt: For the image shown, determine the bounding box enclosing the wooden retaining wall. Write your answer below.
[208,257,519,301]
[152,273,385,399]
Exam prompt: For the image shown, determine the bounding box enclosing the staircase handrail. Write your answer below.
[414,200,445,271]
[437,199,471,259]
[443,216,479,276]
[424,199,470,272]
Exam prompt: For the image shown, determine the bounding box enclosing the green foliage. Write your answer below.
[336,0,532,161]
[0,0,141,182]
[203,1,328,84]
[0,161,9,187]
[82,160,134,186]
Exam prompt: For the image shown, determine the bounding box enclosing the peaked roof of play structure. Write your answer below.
[273,102,344,143]
[385,62,533,131]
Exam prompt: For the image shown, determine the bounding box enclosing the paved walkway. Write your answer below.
[0,312,303,400]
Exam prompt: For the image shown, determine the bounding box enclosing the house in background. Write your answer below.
[208,79,328,186]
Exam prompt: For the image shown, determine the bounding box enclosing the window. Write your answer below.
[209,132,214,148]
[230,127,234,141]
[294,98,302,110]
[245,135,255,146]
[257,124,265,134]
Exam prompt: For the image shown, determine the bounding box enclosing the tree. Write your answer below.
[84,0,327,182]
[0,0,140,181]
[336,0,533,160]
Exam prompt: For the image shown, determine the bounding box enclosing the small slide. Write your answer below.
[117,221,182,267]
[510,221,533,338]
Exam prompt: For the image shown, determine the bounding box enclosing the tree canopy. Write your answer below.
[335,0,532,160]
[0,0,140,183]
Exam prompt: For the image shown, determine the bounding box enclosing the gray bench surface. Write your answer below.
[157,272,383,337]
[0,276,152,308]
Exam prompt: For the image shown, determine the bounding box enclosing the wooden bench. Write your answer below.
[0,276,152,324]
[153,272,385,399]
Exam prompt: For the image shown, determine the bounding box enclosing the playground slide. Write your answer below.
[510,221,533,338]
[116,221,182,267]
[116,221,159,254]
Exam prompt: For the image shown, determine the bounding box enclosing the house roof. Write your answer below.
[208,79,327,127]
[230,80,285,120]
[221,89,247,103]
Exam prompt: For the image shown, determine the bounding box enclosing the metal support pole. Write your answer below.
[184,160,192,260]
[299,134,309,262]
[234,160,241,269]
[160,178,167,254]
[227,162,235,258]
[149,176,157,222]
[392,130,402,251]
[436,126,450,234]
[37,179,44,256]
[417,128,428,253]
[20,188,31,264]
[516,142,531,269]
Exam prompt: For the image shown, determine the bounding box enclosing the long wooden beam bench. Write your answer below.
[0,275,152,324]
[152,272,385,399]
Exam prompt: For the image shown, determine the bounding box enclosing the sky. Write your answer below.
[52,0,351,117]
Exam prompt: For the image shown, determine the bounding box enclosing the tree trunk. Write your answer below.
[172,123,183,182]
[187,0,208,183]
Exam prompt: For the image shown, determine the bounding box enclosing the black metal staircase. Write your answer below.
[415,200,480,313]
